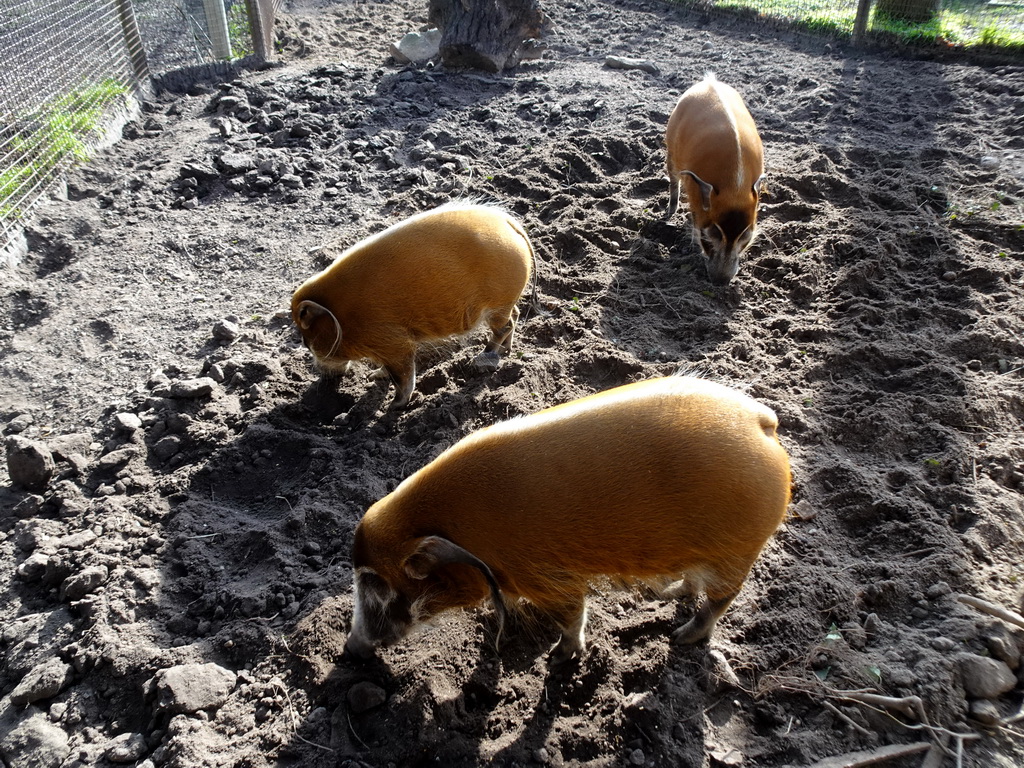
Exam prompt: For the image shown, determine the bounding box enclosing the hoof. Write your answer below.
[671,621,711,646]
[548,639,582,667]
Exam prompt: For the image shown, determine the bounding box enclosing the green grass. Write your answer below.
[681,0,1024,49]
[1,79,128,222]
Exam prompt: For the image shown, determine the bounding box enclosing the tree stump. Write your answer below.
[428,0,546,73]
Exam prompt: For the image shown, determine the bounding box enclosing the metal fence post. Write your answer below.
[246,0,273,61]
[115,0,151,83]
[203,0,234,59]
[852,0,873,44]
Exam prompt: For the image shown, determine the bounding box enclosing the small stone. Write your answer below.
[942,271,957,282]
[958,654,1017,698]
[7,413,35,433]
[212,318,240,342]
[96,446,138,471]
[604,55,659,75]
[155,663,237,714]
[347,681,386,713]
[10,658,74,704]
[925,581,952,599]
[979,156,1000,170]
[16,552,49,582]
[390,28,442,65]
[969,699,1001,725]
[279,174,303,189]
[216,151,255,175]
[6,436,56,491]
[105,732,148,763]
[13,494,44,518]
[473,350,501,373]
[931,636,956,652]
[629,748,646,765]
[706,650,741,694]
[60,565,109,601]
[180,161,219,180]
[169,377,217,398]
[114,412,142,433]
[152,435,182,462]
[792,499,817,520]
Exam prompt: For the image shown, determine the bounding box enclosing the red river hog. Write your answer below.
[665,74,765,285]
[291,203,534,408]
[344,375,791,664]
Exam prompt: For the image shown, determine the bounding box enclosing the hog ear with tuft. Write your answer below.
[296,300,332,330]
[681,170,714,211]
[403,536,508,627]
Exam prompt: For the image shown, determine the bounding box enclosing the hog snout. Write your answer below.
[342,633,378,661]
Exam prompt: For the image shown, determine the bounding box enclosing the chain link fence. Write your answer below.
[680,0,1024,48]
[1,0,1021,262]
[0,0,281,264]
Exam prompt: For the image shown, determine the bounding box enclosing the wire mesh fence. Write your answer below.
[0,0,141,260]
[681,0,1024,48]
[0,0,282,262]
[1,0,1021,261]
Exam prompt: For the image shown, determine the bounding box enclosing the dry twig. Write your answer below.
[957,594,1024,631]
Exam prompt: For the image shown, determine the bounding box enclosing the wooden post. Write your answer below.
[852,0,873,44]
[114,0,151,83]
[246,0,274,61]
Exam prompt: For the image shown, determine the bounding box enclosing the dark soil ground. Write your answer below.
[2,0,1024,766]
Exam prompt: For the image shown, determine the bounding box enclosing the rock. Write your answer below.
[169,377,217,399]
[979,156,1000,170]
[96,446,139,471]
[473,350,501,372]
[604,55,659,75]
[925,581,951,599]
[55,530,98,551]
[347,681,386,713]
[16,552,49,582]
[390,29,442,65]
[279,173,303,189]
[212,318,240,342]
[968,699,1001,725]
[60,565,109,601]
[179,161,219,180]
[0,710,71,768]
[706,649,741,694]
[13,494,44,519]
[958,654,1017,698]
[104,732,148,763]
[6,436,55,491]
[216,151,255,175]
[151,436,182,462]
[155,663,237,714]
[6,413,34,433]
[114,412,142,433]
[10,658,74,705]
[628,748,645,765]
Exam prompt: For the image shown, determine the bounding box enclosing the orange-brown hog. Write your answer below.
[291,203,534,408]
[344,375,791,664]
[665,74,765,285]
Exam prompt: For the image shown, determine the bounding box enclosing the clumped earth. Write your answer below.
[2,0,1024,766]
